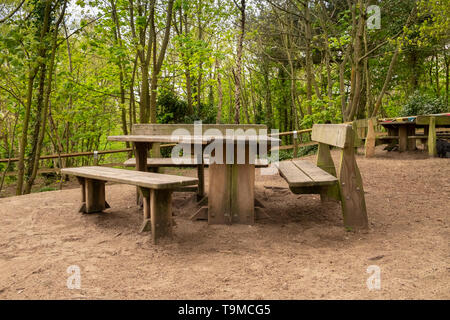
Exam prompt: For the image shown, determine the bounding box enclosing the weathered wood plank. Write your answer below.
[108,134,212,144]
[277,161,313,187]
[85,178,106,213]
[150,189,173,244]
[311,124,353,148]
[132,123,268,136]
[416,115,450,126]
[61,166,198,189]
[123,157,269,168]
[231,164,255,224]
[292,160,337,184]
[208,163,232,224]
[316,143,337,177]
[338,146,368,229]
[428,116,437,156]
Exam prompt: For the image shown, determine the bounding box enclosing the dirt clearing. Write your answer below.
[0,147,449,299]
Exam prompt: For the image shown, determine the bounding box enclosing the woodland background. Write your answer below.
[0,0,448,195]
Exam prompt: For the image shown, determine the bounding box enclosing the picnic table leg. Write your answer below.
[134,142,150,205]
[196,147,205,201]
[76,177,86,213]
[407,124,416,151]
[84,178,110,213]
[364,118,376,157]
[231,163,255,224]
[150,189,173,244]
[208,163,255,224]
[208,163,232,224]
[428,116,437,157]
[386,127,398,149]
[423,126,429,150]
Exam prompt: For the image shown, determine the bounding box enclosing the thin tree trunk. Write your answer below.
[234,0,245,124]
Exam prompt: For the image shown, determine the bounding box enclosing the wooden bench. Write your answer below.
[123,157,269,168]
[61,166,198,244]
[277,124,368,230]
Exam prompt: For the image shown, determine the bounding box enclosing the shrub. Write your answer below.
[400,91,448,116]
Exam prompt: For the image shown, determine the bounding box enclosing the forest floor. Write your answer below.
[0,146,449,299]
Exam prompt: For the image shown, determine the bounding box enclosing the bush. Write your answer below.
[300,97,342,128]
[400,91,448,116]
[157,89,217,125]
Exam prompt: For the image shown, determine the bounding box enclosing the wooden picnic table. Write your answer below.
[379,113,450,154]
[108,133,279,225]
[108,134,212,202]
[202,135,279,225]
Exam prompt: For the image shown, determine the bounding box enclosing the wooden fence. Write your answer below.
[0,129,316,177]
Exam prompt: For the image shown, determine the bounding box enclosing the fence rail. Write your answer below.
[0,129,315,174]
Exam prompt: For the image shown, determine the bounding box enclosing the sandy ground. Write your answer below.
[0,146,449,300]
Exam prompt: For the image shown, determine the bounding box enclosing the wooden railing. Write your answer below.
[269,128,317,157]
[0,130,315,176]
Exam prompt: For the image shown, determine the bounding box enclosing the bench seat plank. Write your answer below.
[277,160,337,188]
[292,160,338,185]
[123,158,269,168]
[277,161,313,187]
[61,166,198,189]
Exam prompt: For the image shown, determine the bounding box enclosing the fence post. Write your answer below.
[93,151,99,166]
[293,131,298,158]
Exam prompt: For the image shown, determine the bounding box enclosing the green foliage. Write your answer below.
[277,144,318,161]
[400,92,448,116]
[38,186,58,193]
[301,97,342,128]
[156,89,216,124]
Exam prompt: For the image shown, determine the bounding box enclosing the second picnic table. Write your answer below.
[108,133,279,225]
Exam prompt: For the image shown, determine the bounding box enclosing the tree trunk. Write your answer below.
[234,0,245,124]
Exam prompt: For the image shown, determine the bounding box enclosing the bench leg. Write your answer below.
[84,178,109,213]
[338,148,368,230]
[150,189,173,244]
[139,187,151,232]
[320,184,340,203]
[76,177,86,213]
[196,163,205,201]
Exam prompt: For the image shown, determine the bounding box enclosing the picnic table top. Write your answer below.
[107,134,280,144]
[379,113,450,126]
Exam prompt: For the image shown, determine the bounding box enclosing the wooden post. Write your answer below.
[93,151,98,166]
[317,143,337,177]
[76,177,86,213]
[150,189,173,244]
[230,163,255,224]
[84,178,107,213]
[208,142,255,225]
[196,145,205,201]
[398,126,407,152]
[293,131,298,158]
[139,187,151,232]
[316,143,339,202]
[364,118,376,157]
[406,124,416,151]
[423,126,429,150]
[387,127,398,149]
[134,142,149,205]
[338,135,368,230]
[208,163,232,224]
[352,121,362,154]
[428,117,437,157]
